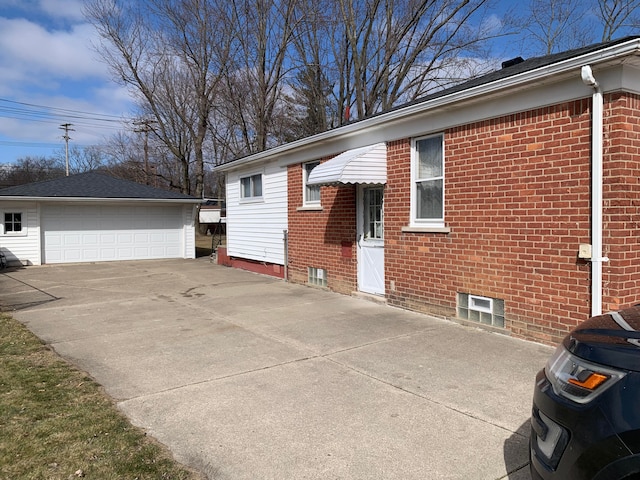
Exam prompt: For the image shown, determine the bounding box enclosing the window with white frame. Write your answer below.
[303,161,321,206]
[240,173,263,199]
[457,293,505,328]
[3,212,23,234]
[412,134,444,225]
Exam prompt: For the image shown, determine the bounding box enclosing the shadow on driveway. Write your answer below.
[504,420,533,479]
[0,268,59,312]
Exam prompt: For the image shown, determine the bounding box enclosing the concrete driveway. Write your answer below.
[1,258,552,480]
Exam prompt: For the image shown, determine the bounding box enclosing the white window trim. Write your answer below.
[303,161,321,207]
[239,171,264,203]
[1,211,26,236]
[410,133,445,228]
[469,295,493,314]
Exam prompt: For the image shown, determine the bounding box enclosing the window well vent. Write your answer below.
[457,293,505,328]
[308,267,327,287]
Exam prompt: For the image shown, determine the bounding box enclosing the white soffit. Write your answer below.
[307,143,387,186]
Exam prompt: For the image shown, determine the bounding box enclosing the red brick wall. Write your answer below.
[602,93,640,310]
[287,162,357,294]
[385,96,640,345]
[285,93,640,345]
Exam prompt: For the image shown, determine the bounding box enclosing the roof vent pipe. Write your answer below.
[501,57,524,69]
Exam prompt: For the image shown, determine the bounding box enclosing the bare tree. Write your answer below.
[84,0,233,197]
[597,0,640,40]
[288,0,336,134]
[85,0,515,175]
[52,145,107,174]
[514,0,595,55]
[329,0,501,120]
[224,0,300,153]
[0,156,65,187]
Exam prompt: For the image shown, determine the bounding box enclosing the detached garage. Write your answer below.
[0,172,200,266]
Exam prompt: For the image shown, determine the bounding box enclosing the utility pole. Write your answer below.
[134,119,156,185]
[59,123,74,176]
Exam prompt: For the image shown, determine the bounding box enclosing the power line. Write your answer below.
[0,98,128,120]
[0,98,134,133]
[0,99,140,159]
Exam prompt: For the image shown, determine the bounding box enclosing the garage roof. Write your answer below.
[0,171,200,202]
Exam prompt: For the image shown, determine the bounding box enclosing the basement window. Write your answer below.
[308,267,327,287]
[457,293,505,328]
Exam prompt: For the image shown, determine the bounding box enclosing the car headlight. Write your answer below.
[546,346,626,404]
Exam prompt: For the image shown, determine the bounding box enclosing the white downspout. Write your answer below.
[581,65,608,316]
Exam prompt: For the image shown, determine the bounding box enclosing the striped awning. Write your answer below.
[307,143,387,186]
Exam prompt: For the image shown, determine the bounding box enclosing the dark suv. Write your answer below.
[530,306,640,479]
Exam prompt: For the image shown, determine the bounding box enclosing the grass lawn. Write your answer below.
[0,313,204,480]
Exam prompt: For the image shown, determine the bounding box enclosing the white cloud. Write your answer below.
[38,0,86,21]
[0,0,86,22]
[0,9,135,161]
[481,14,504,36]
[0,18,108,82]
[0,89,132,145]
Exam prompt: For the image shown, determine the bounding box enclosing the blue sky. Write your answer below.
[0,0,521,165]
[0,0,597,165]
[0,0,134,163]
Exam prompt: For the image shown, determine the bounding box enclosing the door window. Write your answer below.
[363,187,383,240]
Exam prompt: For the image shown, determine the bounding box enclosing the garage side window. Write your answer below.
[3,212,23,234]
[240,174,263,199]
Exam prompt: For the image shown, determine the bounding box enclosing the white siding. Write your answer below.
[0,202,41,265]
[183,205,197,259]
[226,161,288,264]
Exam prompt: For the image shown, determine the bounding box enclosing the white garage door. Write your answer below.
[42,204,184,264]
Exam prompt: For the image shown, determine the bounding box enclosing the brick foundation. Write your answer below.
[216,247,284,278]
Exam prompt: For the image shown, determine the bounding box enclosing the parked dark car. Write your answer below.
[530,306,640,479]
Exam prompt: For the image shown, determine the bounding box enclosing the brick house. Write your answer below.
[216,37,640,345]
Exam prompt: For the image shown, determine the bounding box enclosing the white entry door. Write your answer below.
[357,186,385,295]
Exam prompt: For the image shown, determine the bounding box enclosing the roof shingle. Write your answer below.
[0,171,198,200]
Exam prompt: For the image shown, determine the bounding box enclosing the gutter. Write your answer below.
[216,38,640,173]
[581,65,608,317]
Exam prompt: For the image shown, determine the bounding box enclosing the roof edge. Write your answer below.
[216,37,640,173]
[0,196,201,204]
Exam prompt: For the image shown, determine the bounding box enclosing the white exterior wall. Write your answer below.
[183,204,197,259]
[226,161,287,265]
[0,201,41,265]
